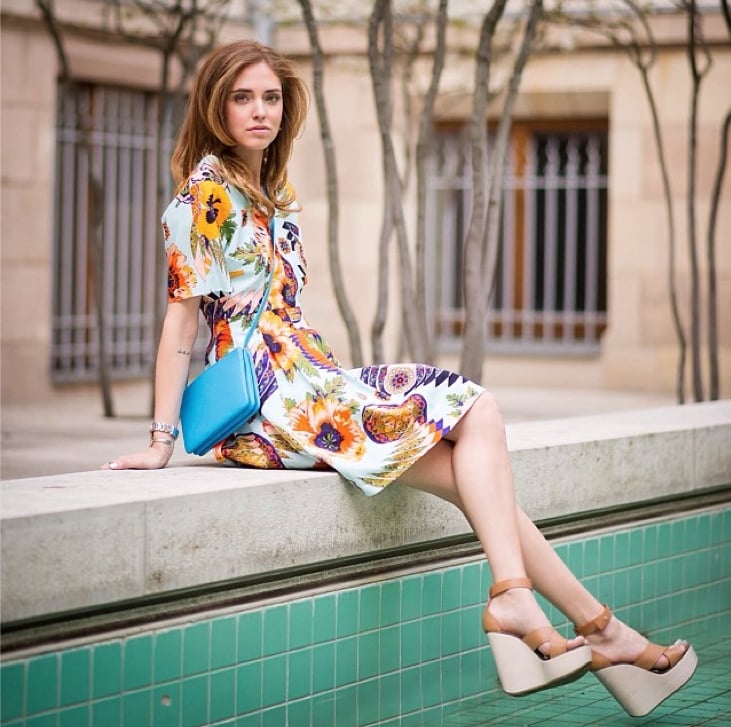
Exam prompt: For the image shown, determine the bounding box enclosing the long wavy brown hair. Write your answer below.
[171,40,309,216]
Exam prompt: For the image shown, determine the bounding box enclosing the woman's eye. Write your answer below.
[266,94,281,104]
[233,93,249,103]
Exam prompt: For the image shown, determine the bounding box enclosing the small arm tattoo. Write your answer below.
[177,349,191,356]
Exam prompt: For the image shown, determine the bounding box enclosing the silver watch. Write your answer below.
[149,421,180,440]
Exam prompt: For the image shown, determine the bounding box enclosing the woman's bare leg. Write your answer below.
[515,508,685,667]
[396,392,586,652]
[396,392,685,667]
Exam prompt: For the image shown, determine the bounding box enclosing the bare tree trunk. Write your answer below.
[620,1,688,403]
[109,0,231,414]
[685,0,711,402]
[706,108,729,401]
[151,45,181,417]
[545,2,688,402]
[414,0,449,363]
[370,2,396,364]
[483,1,542,308]
[639,70,688,403]
[397,23,425,194]
[459,0,508,383]
[36,0,115,417]
[298,0,364,367]
[368,0,428,362]
[374,12,428,363]
[371,195,394,363]
[724,0,731,29]
[706,2,731,401]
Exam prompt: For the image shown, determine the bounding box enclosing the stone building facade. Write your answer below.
[2,0,729,406]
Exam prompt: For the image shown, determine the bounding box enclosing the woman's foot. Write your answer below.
[578,609,690,669]
[574,606,698,716]
[483,578,592,696]
[486,581,587,656]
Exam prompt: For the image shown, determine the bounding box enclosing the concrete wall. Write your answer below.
[3,400,730,623]
[2,3,730,406]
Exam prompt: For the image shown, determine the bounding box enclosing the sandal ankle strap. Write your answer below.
[574,605,613,636]
[489,577,532,599]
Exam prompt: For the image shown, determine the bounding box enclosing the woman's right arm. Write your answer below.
[102,296,200,470]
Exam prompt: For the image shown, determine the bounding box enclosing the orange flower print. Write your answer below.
[290,396,365,460]
[191,179,232,240]
[167,244,197,300]
[251,210,272,255]
[212,318,233,359]
[259,311,301,379]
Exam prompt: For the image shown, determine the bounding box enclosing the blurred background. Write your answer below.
[2,0,729,478]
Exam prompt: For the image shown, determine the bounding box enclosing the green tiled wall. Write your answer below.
[2,507,729,727]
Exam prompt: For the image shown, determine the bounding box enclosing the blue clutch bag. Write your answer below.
[180,219,275,456]
[180,347,260,455]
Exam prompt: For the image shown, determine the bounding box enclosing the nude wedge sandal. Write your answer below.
[574,605,698,717]
[482,578,593,696]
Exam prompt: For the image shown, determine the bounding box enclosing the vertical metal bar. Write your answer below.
[564,137,579,342]
[585,134,601,342]
[88,86,104,372]
[57,88,77,376]
[543,137,559,342]
[522,134,536,343]
[500,149,515,342]
[424,148,437,339]
[442,136,461,329]
[74,89,90,375]
[460,132,473,326]
[104,88,120,369]
[143,91,160,369]
[51,89,64,374]
[130,92,145,368]
[116,90,132,370]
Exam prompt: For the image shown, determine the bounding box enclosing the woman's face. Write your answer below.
[224,61,283,162]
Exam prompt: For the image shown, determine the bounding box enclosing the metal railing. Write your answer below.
[428,124,609,355]
[51,82,173,382]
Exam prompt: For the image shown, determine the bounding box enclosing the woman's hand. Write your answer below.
[101,440,174,470]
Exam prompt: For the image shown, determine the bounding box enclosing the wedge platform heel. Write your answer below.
[575,606,699,717]
[487,630,592,696]
[594,645,698,717]
[482,578,593,697]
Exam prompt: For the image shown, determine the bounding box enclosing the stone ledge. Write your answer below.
[2,401,729,623]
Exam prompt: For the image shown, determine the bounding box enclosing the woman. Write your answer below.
[103,40,696,715]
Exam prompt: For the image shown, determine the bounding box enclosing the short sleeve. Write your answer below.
[162,158,235,302]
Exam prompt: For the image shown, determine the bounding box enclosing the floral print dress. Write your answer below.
[164,155,483,495]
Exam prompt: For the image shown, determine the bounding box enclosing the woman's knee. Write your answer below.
[460,391,506,438]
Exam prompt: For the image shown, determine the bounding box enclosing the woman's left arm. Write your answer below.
[102,296,200,470]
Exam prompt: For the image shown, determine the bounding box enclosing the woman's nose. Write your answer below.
[252,98,265,118]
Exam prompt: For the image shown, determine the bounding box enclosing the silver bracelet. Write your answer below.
[149,436,174,447]
[149,421,179,439]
